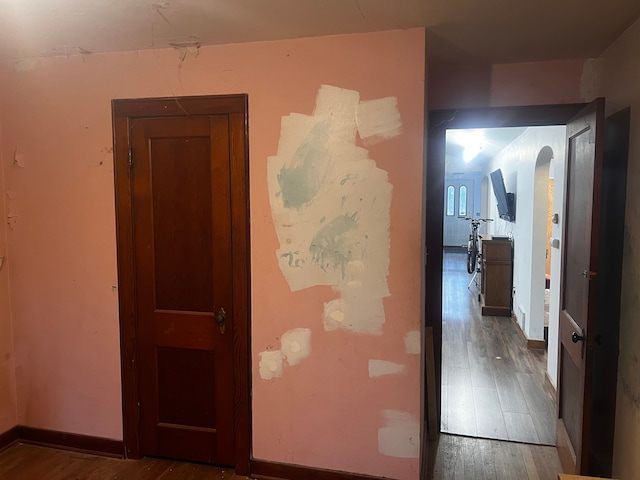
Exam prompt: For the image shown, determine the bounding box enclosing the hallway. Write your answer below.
[441,249,556,445]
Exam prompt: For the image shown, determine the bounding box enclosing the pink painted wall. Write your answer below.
[427,59,588,109]
[490,59,587,106]
[0,29,425,478]
[0,96,17,431]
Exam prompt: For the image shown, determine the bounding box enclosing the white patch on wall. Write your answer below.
[281,328,311,366]
[368,359,406,377]
[268,84,399,335]
[356,97,402,145]
[259,328,313,380]
[404,330,421,355]
[378,410,420,458]
[258,350,283,380]
[323,297,386,335]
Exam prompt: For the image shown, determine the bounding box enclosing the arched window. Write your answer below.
[446,185,455,216]
[458,185,467,217]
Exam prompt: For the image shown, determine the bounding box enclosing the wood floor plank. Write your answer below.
[492,358,530,415]
[441,384,450,432]
[501,441,530,480]
[473,387,508,440]
[467,342,497,389]
[462,436,485,480]
[530,401,557,445]
[442,250,557,447]
[503,412,541,444]
[518,443,541,480]
[478,438,497,480]
[517,372,555,413]
[448,367,473,388]
[0,444,247,480]
[447,385,478,437]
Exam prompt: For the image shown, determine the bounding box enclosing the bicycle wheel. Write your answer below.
[467,243,478,274]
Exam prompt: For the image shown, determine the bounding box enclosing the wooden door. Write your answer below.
[556,98,604,474]
[113,96,250,471]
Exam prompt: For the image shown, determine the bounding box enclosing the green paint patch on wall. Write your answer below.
[309,214,360,276]
[277,120,330,209]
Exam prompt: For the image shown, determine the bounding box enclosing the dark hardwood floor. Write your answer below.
[441,249,556,445]
[0,438,563,480]
[427,434,562,480]
[0,443,248,480]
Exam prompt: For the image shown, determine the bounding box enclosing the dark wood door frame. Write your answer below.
[425,103,586,431]
[112,95,251,475]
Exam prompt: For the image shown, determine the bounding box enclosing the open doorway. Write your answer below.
[424,103,586,444]
[439,125,563,445]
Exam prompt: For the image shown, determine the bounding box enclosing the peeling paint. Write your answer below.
[12,147,22,167]
[170,42,201,62]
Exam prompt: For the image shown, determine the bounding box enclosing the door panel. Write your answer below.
[557,98,604,474]
[131,115,235,465]
[443,179,474,247]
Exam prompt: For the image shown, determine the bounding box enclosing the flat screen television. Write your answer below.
[490,168,516,222]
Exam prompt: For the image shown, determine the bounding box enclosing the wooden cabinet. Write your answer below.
[480,236,513,316]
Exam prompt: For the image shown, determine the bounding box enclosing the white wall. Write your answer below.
[484,126,566,386]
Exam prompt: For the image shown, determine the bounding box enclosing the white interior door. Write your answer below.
[443,179,474,247]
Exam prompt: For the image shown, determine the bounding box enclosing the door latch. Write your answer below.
[215,307,226,334]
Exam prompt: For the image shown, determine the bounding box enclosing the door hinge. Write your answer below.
[128,148,133,168]
[137,401,141,422]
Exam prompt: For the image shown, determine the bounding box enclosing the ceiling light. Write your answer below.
[461,130,485,163]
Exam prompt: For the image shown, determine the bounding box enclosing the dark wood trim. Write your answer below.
[9,426,124,457]
[482,305,511,317]
[112,95,251,470]
[250,460,388,480]
[527,339,546,349]
[229,104,252,476]
[0,426,20,451]
[425,103,587,436]
[112,105,140,460]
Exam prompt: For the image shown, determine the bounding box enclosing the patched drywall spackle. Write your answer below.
[378,410,420,458]
[267,84,399,335]
[356,97,402,145]
[368,359,406,377]
[258,350,283,380]
[404,331,421,355]
[281,328,311,366]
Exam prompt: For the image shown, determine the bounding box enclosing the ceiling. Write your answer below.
[445,127,528,173]
[0,0,639,63]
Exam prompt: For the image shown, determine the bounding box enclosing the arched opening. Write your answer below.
[529,146,553,347]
